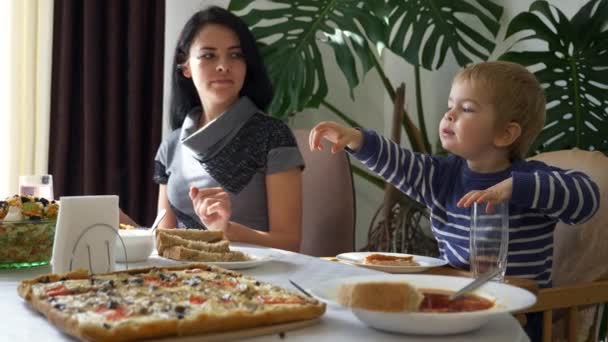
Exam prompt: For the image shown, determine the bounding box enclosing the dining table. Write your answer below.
[0,244,531,341]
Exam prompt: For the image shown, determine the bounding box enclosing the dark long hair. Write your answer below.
[169,6,273,130]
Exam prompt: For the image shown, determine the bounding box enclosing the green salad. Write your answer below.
[0,220,56,264]
[0,195,59,267]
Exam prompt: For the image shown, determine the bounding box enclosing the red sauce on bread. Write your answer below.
[363,253,419,266]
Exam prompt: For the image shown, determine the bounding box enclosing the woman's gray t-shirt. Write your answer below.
[153,97,304,231]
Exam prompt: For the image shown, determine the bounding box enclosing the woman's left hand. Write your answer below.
[189,187,231,231]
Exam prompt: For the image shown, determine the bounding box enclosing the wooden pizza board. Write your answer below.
[150,318,321,342]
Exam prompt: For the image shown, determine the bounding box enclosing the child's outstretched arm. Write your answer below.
[309,121,444,207]
[309,121,363,153]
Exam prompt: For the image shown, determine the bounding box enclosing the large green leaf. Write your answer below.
[386,0,503,70]
[499,0,608,154]
[228,0,386,118]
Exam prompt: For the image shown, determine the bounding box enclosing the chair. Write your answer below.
[293,129,356,257]
[518,149,608,342]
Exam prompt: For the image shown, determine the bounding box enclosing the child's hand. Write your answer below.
[309,121,363,153]
[189,186,231,231]
[457,178,513,213]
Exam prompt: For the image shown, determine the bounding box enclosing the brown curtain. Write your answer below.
[49,0,165,226]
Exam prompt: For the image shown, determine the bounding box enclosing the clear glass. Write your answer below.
[469,202,509,282]
[19,175,54,200]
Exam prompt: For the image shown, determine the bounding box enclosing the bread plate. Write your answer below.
[148,248,273,270]
[336,252,447,273]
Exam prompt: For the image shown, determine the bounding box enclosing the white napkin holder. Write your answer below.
[51,195,121,274]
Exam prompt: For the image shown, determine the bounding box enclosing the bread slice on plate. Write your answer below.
[156,231,230,254]
[162,245,250,262]
[155,228,223,243]
[155,228,251,262]
[337,281,423,312]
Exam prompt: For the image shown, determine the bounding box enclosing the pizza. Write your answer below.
[18,263,326,342]
[363,253,419,266]
[155,228,250,262]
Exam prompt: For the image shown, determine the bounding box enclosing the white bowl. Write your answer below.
[310,274,536,335]
[114,229,154,263]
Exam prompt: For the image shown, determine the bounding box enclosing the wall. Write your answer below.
[163,0,226,136]
[164,0,588,250]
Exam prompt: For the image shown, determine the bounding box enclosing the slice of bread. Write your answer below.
[162,245,250,262]
[337,281,423,312]
[156,231,230,254]
[155,228,223,243]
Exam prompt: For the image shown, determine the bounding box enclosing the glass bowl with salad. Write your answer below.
[0,195,59,268]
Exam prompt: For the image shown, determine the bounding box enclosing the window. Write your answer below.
[0,0,13,195]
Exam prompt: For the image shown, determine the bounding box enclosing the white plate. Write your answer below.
[147,249,273,270]
[202,254,273,270]
[309,274,536,335]
[336,252,447,273]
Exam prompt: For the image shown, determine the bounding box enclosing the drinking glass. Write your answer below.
[18,175,54,200]
[469,202,509,282]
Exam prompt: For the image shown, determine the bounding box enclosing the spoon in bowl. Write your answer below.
[449,267,502,301]
[149,209,167,234]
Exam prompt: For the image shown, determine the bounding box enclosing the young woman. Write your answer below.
[125,6,303,252]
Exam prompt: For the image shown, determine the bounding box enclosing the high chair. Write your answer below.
[518,149,608,342]
[293,129,356,257]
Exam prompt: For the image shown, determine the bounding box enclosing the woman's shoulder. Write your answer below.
[159,128,182,149]
[241,113,297,147]
[247,112,290,130]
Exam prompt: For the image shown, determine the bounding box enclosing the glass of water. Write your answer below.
[18,175,54,200]
[469,202,509,282]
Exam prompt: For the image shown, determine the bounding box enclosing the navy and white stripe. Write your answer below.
[351,130,600,287]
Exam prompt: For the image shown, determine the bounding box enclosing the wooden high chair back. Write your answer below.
[293,129,356,257]
[519,149,608,342]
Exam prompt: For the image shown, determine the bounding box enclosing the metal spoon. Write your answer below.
[149,209,167,234]
[449,268,502,301]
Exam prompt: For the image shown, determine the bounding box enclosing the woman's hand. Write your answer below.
[189,187,231,231]
[457,178,513,213]
[309,121,363,153]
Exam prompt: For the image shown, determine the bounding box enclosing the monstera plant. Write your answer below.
[499,0,608,155]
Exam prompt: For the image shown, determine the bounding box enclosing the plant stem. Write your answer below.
[368,47,396,102]
[367,43,426,152]
[568,56,581,148]
[414,65,432,152]
[321,100,361,128]
[351,165,384,189]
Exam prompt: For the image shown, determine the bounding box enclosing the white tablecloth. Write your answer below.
[0,244,529,341]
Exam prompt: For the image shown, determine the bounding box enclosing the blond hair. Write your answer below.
[453,61,546,160]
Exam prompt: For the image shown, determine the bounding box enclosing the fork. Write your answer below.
[289,279,312,297]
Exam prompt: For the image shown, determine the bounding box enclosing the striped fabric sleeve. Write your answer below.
[511,168,600,224]
[349,129,440,206]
